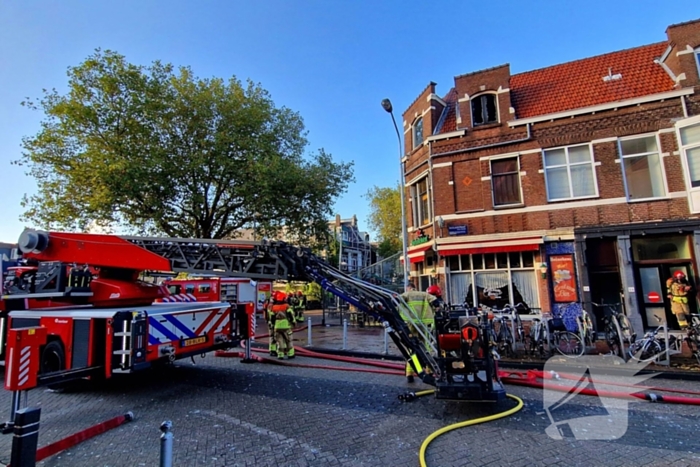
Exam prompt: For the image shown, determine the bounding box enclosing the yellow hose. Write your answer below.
[418,394,524,467]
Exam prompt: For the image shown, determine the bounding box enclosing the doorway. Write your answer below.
[636,263,696,330]
[585,238,623,330]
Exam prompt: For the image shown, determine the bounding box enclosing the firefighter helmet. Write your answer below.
[427,285,442,297]
[296,290,303,296]
[274,291,287,302]
[673,271,686,280]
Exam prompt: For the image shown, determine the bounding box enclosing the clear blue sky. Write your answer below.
[1,1,698,243]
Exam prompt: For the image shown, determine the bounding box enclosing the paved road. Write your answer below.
[1,349,700,467]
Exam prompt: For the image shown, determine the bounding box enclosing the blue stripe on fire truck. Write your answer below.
[163,314,196,338]
[148,317,181,343]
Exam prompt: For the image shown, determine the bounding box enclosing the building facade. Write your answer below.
[329,215,376,274]
[400,18,700,333]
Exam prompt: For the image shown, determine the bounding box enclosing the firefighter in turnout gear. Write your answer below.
[264,297,278,356]
[667,271,692,329]
[293,290,305,322]
[400,282,438,382]
[271,291,297,358]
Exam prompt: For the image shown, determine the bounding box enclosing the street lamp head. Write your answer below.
[381,98,393,113]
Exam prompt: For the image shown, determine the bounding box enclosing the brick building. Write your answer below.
[400,18,700,333]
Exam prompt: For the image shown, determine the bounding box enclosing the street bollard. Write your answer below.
[383,327,389,355]
[10,407,41,467]
[342,318,348,350]
[160,420,173,467]
[307,317,313,346]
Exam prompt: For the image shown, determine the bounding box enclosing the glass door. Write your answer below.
[637,263,695,330]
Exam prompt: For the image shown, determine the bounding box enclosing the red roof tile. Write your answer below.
[509,42,675,119]
[436,88,457,133]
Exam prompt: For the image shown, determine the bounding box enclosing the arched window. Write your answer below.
[471,93,498,126]
[413,117,424,149]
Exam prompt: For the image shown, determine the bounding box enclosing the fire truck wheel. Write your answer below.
[41,340,65,374]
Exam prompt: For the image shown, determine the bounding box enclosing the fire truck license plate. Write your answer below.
[181,336,207,347]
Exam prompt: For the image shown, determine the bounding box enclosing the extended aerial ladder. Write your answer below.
[3,229,506,402]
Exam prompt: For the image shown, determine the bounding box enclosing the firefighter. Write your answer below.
[264,296,278,357]
[426,285,446,310]
[294,290,305,322]
[400,282,439,383]
[667,271,692,329]
[271,291,296,359]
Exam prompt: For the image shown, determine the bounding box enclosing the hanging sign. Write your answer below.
[550,254,578,303]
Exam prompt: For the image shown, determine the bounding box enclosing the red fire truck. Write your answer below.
[3,229,506,404]
[163,276,272,314]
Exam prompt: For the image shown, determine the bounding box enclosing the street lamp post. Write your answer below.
[381,98,410,291]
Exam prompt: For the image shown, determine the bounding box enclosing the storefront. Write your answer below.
[438,235,545,312]
[576,220,700,333]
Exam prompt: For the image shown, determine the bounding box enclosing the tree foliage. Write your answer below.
[17,49,354,243]
[364,184,402,257]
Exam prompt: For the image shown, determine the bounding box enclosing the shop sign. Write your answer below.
[448,225,468,236]
[411,229,430,247]
[550,254,578,303]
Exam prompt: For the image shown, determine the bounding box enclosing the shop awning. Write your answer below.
[401,244,432,264]
[438,237,543,256]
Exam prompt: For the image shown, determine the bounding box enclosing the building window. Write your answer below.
[491,157,522,207]
[696,47,700,78]
[679,122,700,188]
[410,177,431,227]
[543,144,597,201]
[471,94,498,126]
[448,251,539,311]
[619,135,666,200]
[413,117,424,149]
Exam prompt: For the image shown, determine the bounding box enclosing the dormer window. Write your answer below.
[413,117,424,149]
[471,93,498,126]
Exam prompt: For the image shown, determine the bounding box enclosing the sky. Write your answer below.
[1,1,699,244]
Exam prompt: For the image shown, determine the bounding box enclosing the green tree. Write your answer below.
[365,184,402,257]
[17,49,354,243]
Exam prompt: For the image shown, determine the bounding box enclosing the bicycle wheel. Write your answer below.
[617,314,635,344]
[583,311,596,345]
[554,331,585,357]
[606,318,627,359]
[499,323,515,358]
[628,339,662,362]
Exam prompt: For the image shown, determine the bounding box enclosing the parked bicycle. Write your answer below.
[628,315,679,363]
[526,313,584,358]
[592,302,636,359]
[576,308,597,347]
[487,303,527,358]
[683,313,700,365]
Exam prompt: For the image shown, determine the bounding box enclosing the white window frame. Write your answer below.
[413,117,424,149]
[617,133,668,202]
[447,251,541,312]
[676,114,700,213]
[410,177,432,228]
[542,143,599,201]
[490,155,523,208]
[696,47,700,79]
[471,92,499,127]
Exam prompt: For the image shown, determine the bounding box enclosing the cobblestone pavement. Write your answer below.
[1,312,699,466]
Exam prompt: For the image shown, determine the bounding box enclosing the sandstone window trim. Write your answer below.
[617,133,668,202]
[471,93,499,127]
[542,143,599,202]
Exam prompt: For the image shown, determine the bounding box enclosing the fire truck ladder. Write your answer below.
[121,236,441,381]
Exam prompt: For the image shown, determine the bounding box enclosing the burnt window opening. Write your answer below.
[471,94,498,126]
